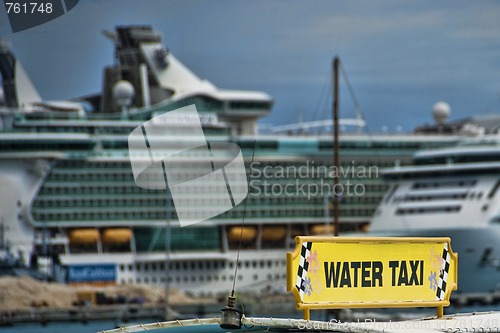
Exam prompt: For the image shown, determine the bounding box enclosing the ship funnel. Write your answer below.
[0,40,42,109]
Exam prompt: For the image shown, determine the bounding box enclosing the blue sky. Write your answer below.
[1,1,499,133]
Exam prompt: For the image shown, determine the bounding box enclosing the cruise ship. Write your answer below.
[371,137,500,295]
[0,25,465,296]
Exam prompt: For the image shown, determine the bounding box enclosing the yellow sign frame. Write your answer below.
[286,237,458,319]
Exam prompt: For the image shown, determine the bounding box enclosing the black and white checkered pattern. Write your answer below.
[436,242,451,301]
[295,242,313,300]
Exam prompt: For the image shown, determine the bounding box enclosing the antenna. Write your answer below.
[220,140,256,330]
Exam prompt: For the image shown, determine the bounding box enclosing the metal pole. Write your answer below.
[333,57,340,237]
[164,215,171,321]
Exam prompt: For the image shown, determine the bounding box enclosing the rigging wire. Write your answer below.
[339,60,376,140]
[231,140,257,294]
[312,70,333,124]
[339,61,365,126]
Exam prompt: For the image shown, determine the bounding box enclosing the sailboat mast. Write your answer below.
[332,57,340,236]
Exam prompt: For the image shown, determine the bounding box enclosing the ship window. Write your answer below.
[396,206,461,215]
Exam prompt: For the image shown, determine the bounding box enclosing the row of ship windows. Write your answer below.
[34,199,168,209]
[412,180,477,189]
[56,162,131,169]
[316,141,451,150]
[391,191,487,205]
[41,177,385,192]
[33,196,383,209]
[32,207,377,222]
[55,160,395,172]
[39,186,158,195]
[119,273,287,286]
[32,211,172,221]
[119,259,286,272]
[48,173,134,182]
[54,159,395,171]
[38,184,389,196]
[396,206,461,215]
[51,168,132,175]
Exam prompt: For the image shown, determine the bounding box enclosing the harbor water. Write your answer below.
[4,305,500,333]
[0,320,119,333]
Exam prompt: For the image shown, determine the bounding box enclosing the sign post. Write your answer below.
[287,237,458,320]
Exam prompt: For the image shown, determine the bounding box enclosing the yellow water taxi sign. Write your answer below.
[286,237,458,319]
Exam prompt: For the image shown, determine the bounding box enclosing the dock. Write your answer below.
[0,304,164,326]
[0,300,300,326]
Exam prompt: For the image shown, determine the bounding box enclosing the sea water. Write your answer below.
[0,321,116,333]
[3,305,500,333]
[0,318,158,333]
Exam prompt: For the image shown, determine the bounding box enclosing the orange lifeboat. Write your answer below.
[101,228,132,244]
[227,226,257,242]
[310,224,335,236]
[262,226,286,242]
[69,229,100,244]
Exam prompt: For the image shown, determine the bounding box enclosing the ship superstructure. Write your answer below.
[371,137,500,294]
